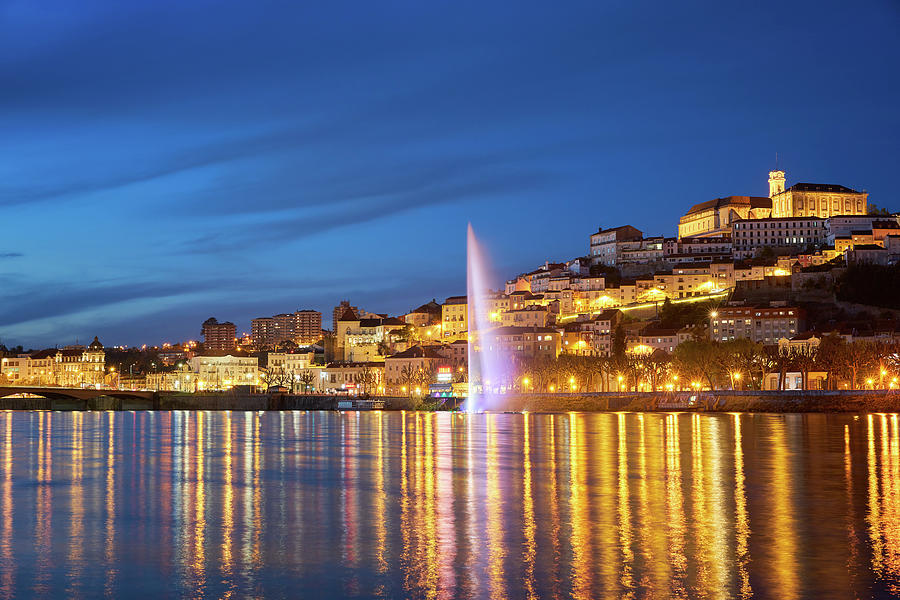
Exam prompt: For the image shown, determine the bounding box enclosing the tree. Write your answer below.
[719,339,767,390]
[673,340,720,389]
[354,365,378,395]
[844,341,877,389]
[639,350,671,391]
[790,345,818,390]
[399,364,418,397]
[297,370,316,393]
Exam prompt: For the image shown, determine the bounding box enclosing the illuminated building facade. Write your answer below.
[189,352,258,390]
[53,337,106,387]
[678,196,772,239]
[770,172,867,219]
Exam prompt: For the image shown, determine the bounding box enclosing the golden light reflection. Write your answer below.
[522,413,537,600]
[867,413,900,593]
[665,414,687,598]
[34,411,52,595]
[617,412,634,594]
[104,411,116,595]
[486,413,506,600]
[67,412,84,594]
[568,413,591,598]
[420,413,439,597]
[733,414,752,599]
[0,414,12,597]
[436,413,457,598]
[547,414,562,599]
[373,411,388,575]
[222,412,234,597]
[768,417,799,599]
[192,412,206,593]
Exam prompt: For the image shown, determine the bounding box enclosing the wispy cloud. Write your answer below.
[0,253,23,259]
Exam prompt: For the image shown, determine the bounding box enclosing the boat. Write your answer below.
[336,398,386,411]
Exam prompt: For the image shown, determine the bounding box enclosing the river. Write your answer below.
[0,410,898,598]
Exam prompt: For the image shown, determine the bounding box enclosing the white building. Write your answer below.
[189,352,259,391]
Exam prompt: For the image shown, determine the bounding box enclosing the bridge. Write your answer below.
[0,386,157,410]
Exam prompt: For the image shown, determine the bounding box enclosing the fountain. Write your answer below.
[464,224,511,412]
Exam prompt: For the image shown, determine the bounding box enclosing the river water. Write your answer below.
[0,410,898,598]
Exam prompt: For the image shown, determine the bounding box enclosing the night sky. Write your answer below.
[2,0,898,348]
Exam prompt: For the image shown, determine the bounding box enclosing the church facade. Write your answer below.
[678,195,771,239]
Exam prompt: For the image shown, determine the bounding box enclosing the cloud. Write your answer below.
[182,165,556,254]
[0,253,23,259]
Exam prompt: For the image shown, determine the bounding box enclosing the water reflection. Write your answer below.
[1,411,900,597]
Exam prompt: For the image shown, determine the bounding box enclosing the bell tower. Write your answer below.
[768,170,785,197]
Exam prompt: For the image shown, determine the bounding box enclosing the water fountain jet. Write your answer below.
[464,224,511,412]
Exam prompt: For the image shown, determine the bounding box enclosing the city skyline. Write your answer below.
[2,0,899,347]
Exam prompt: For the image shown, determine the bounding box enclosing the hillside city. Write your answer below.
[3,169,900,398]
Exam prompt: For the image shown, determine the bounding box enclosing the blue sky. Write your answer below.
[1,0,898,347]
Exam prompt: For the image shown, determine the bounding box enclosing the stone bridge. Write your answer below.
[0,386,157,410]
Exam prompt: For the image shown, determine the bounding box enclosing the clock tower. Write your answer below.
[768,170,785,198]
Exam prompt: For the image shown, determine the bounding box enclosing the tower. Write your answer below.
[768,170,785,197]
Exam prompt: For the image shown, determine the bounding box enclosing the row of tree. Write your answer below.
[484,336,900,392]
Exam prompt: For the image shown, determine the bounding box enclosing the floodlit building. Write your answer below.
[53,337,106,388]
[678,196,771,239]
[189,351,258,391]
[770,173,867,219]
[441,296,468,339]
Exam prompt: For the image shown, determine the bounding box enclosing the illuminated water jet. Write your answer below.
[464,224,511,412]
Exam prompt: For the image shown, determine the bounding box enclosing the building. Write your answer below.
[678,196,772,239]
[664,236,733,263]
[404,300,443,327]
[479,326,561,360]
[589,225,643,266]
[251,309,323,349]
[847,244,890,266]
[635,327,684,354]
[320,362,385,395]
[384,345,452,394]
[827,215,894,241]
[710,306,805,344]
[201,317,236,353]
[145,364,194,392]
[770,171,867,219]
[294,310,323,344]
[731,217,827,259]
[335,310,407,362]
[51,337,106,388]
[331,301,379,332]
[763,371,827,391]
[441,296,468,339]
[500,305,549,328]
[561,309,621,356]
[266,351,315,373]
[189,351,258,391]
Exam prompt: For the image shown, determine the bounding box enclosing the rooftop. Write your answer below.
[782,183,861,194]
